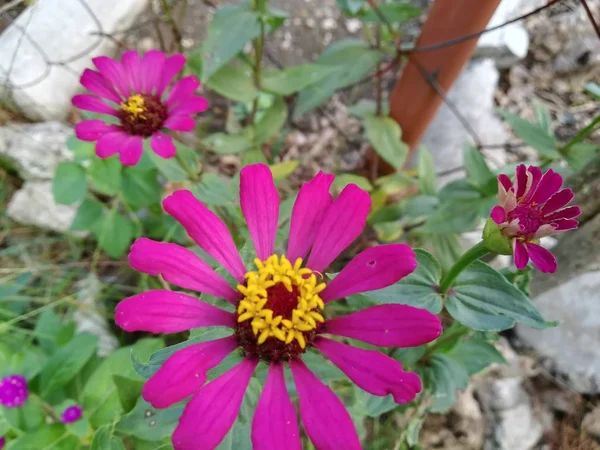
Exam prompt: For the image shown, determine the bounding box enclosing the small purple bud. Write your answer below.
[0,375,28,408]
[0,436,5,449]
[61,405,83,424]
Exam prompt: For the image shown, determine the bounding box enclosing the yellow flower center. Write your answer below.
[120,94,147,121]
[236,254,326,350]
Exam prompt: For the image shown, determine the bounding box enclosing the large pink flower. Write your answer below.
[115,164,442,450]
[73,50,208,166]
[490,164,581,273]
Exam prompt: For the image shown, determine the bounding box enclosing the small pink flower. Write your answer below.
[73,50,208,166]
[0,375,28,408]
[115,164,443,450]
[490,164,581,273]
[61,405,83,424]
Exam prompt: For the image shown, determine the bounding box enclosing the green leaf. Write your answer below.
[53,162,88,205]
[190,173,237,206]
[294,39,383,118]
[116,398,183,441]
[262,64,337,96]
[88,156,121,195]
[34,310,62,354]
[533,98,553,135]
[265,7,289,32]
[202,5,262,80]
[133,328,233,379]
[113,374,144,413]
[448,340,506,375]
[364,115,409,170]
[83,339,163,428]
[362,249,443,313]
[585,82,600,99]
[563,142,598,171]
[206,62,258,102]
[336,0,364,14]
[71,197,104,232]
[407,417,424,447]
[356,390,398,417]
[332,173,373,192]
[148,142,199,182]
[447,260,550,331]
[269,160,298,181]
[241,149,268,165]
[418,147,437,195]
[361,3,421,23]
[39,332,97,395]
[428,233,463,274]
[203,128,255,155]
[464,144,495,190]
[67,135,96,163]
[91,424,126,450]
[500,110,560,158]
[426,354,469,413]
[6,424,76,450]
[4,396,45,431]
[255,97,287,144]
[121,168,161,208]
[96,211,135,258]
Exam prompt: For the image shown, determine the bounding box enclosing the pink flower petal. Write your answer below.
[541,188,574,215]
[121,50,142,93]
[325,304,442,347]
[290,359,361,450]
[129,238,239,303]
[498,174,512,192]
[163,190,246,282]
[75,119,119,142]
[163,115,195,132]
[92,55,130,97]
[166,75,201,107]
[523,165,543,202]
[139,50,166,94]
[72,94,118,116]
[96,131,129,159]
[490,205,507,224]
[306,184,371,273]
[545,206,581,222]
[531,169,562,205]
[551,218,579,231]
[119,136,144,166]
[252,363,301,450]
[150,131,177,159]
[80,69,122,104]
[157,54,186,97]
[513,239,529,270]
[115,290,235,334]
[287,171,334,262]
[315,337,422,404]
[143,337,238,409]
[240,164,279,260]
[321,244,417,303]
[172,358,258,450]
[515,164,528,199]
[168,96,209,116]
[526,242,557,273]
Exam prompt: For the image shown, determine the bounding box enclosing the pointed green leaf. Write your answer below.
[364,114,409,170]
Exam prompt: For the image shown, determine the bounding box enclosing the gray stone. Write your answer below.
[583,406,600,440]
[516,272,600,394]
[0,0,149,121]
[6,181,78,233]
[0,122,71,181]
[477,377,543,450]
[419,59,508,187]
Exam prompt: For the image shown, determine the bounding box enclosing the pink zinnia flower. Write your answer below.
[61,405,83,424]
[490,164,581,273]
[73,50,208,166]
[0,375,28,408]
[115,164,442,450]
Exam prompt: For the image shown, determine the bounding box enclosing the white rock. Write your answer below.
[419,59,508,187]
[516,271,600,394]
[0,122,72,180]
[7,181,78,233]
[321,18,337,31]
[345,19,362,34]
[0,0,149,121]
[75,273,119,357]
[583,406,600,440]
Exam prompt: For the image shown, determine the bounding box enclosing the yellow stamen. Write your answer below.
[236,254,325,349]
[120,94,147,120]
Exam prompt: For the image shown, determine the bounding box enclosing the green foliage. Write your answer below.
[262,64,337,96]
[500,110,561,159]
[53,162,88,205]
[364,115,410,170]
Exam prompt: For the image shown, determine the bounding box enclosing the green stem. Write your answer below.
[175,151,198,182]
[438,241,489,293]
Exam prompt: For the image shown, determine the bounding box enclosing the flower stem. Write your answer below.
[438,241,490,293]
[175,151,198,182]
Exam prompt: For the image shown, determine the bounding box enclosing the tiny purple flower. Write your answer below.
[0,375,28,408]
[0,436,5,449]
[61,405,83,424]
